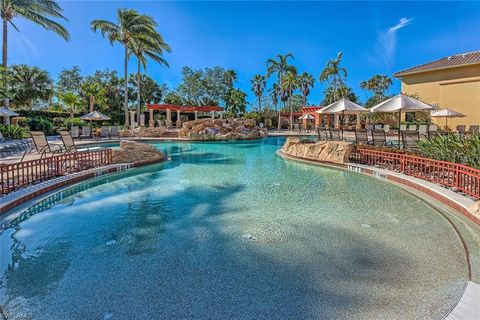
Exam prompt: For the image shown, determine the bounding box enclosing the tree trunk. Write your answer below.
[136,58,141,124]
[123,46,129,126]
[257,95,261,112]
[2,19,7,67]
[89,95,94,113]
[277,100,282,132]
[289,99,293,131]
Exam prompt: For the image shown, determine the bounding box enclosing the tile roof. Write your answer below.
[394,51,480,77]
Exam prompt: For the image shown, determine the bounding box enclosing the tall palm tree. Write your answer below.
[250,74,266,112]
[130,32,170,122]
[270,83,281,131]
[281,71,298,131]
[298,72,314,106]
[1,0,70,67]
[266,53,296,131]
[91,9,158,126]
[224,70,237,88]
[10,64,52,109]
[319,52,347,101]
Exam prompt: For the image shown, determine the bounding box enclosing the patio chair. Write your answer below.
[58,130,92,153]
[0,131,30,153]
[468,125,479,135]
[329,129,343,141]
[429,124,438,132]
[384,125,390,134]
[399,124,407,132]
[428,130,440,140]
[366,124,374,132]
[407,124,417,131]
[418,125,428,136]
[374,124,383,129]
[80,126,91,139]
[317,127,329,141]
[402,131,420,150]
[456,125,466,133]
[101,126,110,139]
[110,126,120,139]
[354,129,370,145]
[21,131,63,161]
[71,126,80,139]
[371,129,393,147]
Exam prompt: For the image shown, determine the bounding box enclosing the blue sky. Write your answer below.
[9,1,480,108]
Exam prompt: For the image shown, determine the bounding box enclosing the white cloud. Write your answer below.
[377,18,412,69]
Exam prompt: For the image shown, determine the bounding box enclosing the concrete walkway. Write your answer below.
[445,281,480,320]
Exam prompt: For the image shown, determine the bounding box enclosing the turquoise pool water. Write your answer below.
[0,137,470,319]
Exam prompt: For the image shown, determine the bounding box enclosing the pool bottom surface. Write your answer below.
[0,137,470,319]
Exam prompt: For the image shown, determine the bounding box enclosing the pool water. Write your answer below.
[0,137,470,319]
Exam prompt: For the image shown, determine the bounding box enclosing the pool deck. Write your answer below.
[445,281,480,320]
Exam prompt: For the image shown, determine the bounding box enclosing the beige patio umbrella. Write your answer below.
[430,108,465,128]
[80,111,111,121]
[370,94,435,143]
[316,98,368,129]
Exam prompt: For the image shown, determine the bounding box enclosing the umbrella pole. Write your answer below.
[398,111,401,147]
[445,117,448,129]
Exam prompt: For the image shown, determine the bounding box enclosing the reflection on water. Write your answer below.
[0,137,471,320]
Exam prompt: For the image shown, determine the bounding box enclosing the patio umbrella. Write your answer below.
[299,114,315,120]
[316,98,368,129]
[0,108,19,124]
[430,108,465,128]
[370,94,435,143]
[80,111,111,121]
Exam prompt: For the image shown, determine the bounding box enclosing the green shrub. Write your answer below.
[17,109,80,119]
[418,133,480,169]
[0,125,28,139]
[27,116,54,135]
[63,117,86,129]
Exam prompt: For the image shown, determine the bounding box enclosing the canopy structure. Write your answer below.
[370,94,435,143]
[299,114,315,120]
[431,108,466,128]
[80,111,111,121]
[317,98,368,115]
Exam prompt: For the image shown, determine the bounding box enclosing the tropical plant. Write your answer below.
[269,82,281,130]
[418,133,480,169]
[297,72,314,105]
[9,64,53,109]
[281,71,298,130]
[129,27,170,121]
[250,74,266,112]
[0,124,26,139]
[1,0,69,67]
[91,9,159,125]
[322,82,358,105]
[62,117,86,129]
[27,116,54,134]
[59,91,81,117]
[81,78,106,113]
[360,74,393,108]
[224,88,247,117]
[224,70,237,88]
[56,66,83,96]
[319,52,348,101]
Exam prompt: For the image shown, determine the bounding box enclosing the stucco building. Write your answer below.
[394,51,480,128]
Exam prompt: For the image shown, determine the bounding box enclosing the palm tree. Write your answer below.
[81,80,105,113]
[319,52,347,101]
[266,53,296,131]
[10,64,52,109]
[224,70,237,88]
[281,71,298,131]
[298,72,314,106]
[130,32,170,122]
[60,91,80,117]
[91,9,159,126]
[270,83,282,131]
[1,0,70,67]
[250,74,266,112]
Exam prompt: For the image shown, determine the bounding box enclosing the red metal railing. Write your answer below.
[354,148,480,199]
[1,149,112,194]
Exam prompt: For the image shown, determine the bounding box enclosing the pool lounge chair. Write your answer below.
[456,125,466,134]
[101,126,110,139]
[70,126,80,139]
[468,125,479,135]
[329,129,342,141]
[354,129,370,145]
[402,131,420,150]
[429,124,438,132]
[374,124,383,129]
[110,126,120,139]
[418,125,428,137]
[80,126,91,139]
[371,129,393,147]
[317,127,329,141]
[399,124,407,132]
[21,131,63,161]
[383,125,391,135]
[407,124,417,131]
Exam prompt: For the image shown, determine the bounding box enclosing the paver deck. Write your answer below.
[445,281,480,320]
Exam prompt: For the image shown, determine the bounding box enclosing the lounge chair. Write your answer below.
[317,127,329,141]
[456,125,466,133]
[21,131,63,161]
[110,126,120,139]
[371,129,393,147]
[101,126,110,139]
[429,124,438,132]
[0,131,30,154]
[354,129,370,145]
[428,130,440,140]
[80,126,91,139]
[418,125,428,136]
[402,131,420,150]
[374,124,383,129]
[384,125,390,134]
[399,124,407,132]
[329,129,342,141]
[407,124,417,131]
[468,125,479,135]
[71,126,80,139]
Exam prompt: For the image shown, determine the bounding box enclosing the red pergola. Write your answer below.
[146,104,224,112]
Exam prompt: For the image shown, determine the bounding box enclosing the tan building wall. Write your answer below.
[399,64,480,129]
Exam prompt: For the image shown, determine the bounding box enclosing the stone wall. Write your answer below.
[280,137,354,165]
[119,127,166,138]
[112,141,164,165]
[179,118,267,141]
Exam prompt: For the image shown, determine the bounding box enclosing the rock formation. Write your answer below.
[119,127,166,138]
[178,119,267,141]
[111,141,164,165]
[280,137,354,165]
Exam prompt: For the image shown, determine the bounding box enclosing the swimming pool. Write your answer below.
[0,137,472,319]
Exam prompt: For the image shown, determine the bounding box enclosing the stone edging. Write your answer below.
[277,150,480,226]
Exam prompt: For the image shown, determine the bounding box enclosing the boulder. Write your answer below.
[111,141,164,165]
[280,137,354,165]
[178,118,266,141]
